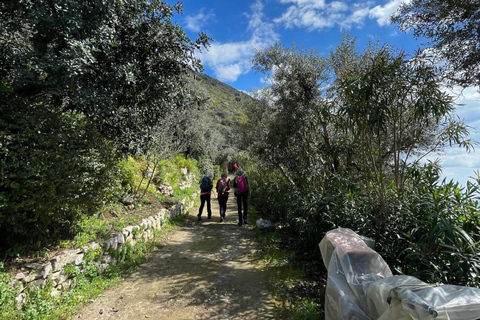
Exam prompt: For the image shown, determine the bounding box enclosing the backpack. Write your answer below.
[236,175,247,194]
[200,175,210,191]
[218,178,228,195]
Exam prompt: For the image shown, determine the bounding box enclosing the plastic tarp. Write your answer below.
[319,228,480,320]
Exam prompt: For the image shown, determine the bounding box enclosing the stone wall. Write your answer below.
[12,194,197,308]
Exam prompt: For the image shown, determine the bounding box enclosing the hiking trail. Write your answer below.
[76,192,281,320]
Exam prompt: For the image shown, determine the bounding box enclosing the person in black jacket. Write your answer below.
[197,172,213,221]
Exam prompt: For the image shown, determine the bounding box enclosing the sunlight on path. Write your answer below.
[76,193,280,320]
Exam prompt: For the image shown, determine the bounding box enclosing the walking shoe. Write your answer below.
[219,218,224,222]
[237,223,243,226]
[207,215,212,219]
[197,214,202,221]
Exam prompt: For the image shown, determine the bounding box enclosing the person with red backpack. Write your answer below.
[233,168,249,226]
[216,173,231,222]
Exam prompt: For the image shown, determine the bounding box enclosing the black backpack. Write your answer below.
[200,175,210,190]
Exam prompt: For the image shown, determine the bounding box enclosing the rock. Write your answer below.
[101,254,113,264]
[50,288,62,297]
[157,182,173,196]
[74,253,84,266]
[14,272,26,282]
[120,195,135,205]
[144,168,155,178]
[50,271,68,286]
[51,249,79,272]
[256,219,275,231]
[15,293,26,309]
[157,209,167,221]
[23,262,52,281]
[30,278,47,289]
[115,232,125,244]
[81,242,100,254]
[104,237,118,251]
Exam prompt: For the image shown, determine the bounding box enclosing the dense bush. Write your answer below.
[0,0,208,256]
[240,38,480,287]
[0,108,122,255]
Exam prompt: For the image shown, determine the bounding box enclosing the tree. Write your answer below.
[0,0,209,253]
[0,0,209,150]
[251,43,331,187]
[392,0,480,89]
[331,37,473,217]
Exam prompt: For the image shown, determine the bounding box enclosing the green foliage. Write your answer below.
[392,0,480,88]
[181,72,250,164]
[243,37,479,287]
[397,167,480,285]
[294,300,321,320]
[157,154,198,185]
[83,248,102,263]
[72,216,111,247]
[0,0,209,255]
[63,264,81,278]
[117,156,141,194]
[0,109,122,254]
[0,264,19,319]
[22,284,56,320]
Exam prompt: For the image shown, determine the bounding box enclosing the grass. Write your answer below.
[251,209,326,320]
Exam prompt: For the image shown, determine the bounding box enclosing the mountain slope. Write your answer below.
[189,72,251,128]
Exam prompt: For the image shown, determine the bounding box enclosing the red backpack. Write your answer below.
[236,175,247,194]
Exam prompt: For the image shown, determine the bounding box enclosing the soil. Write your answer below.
[76,193,284,320]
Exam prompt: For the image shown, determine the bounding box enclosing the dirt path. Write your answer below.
[76,192,281,320]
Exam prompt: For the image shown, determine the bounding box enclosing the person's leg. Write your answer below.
[237,195,243,225]
[242,195,248,224]
[223,197,228,218]
[218,198,223,218]
[198,195,206,220]
[206,194,212,218]
[218,198,225,217]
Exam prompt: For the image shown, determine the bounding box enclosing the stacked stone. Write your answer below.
[12,194,197,309]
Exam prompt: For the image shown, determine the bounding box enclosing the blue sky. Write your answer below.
[170,0,479,187]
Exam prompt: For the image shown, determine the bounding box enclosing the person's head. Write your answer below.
[232,163,238,170]
[221,173,227,179]
[207,172,213,178]
[238,168,244,176]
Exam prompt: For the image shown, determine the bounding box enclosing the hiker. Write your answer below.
[197,172,213,221]
[216,173,231,222]
[232,163,238,174]
[233,168,249,226]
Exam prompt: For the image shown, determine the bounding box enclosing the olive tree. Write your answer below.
[251,43,332,187]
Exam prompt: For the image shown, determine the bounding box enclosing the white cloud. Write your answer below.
[197,0,279,82]
[274,0,406,31]
[216,64,243,82]
[185,10,215,32]
[279,0,327,9]
[420,85,480,187]
[369,0,404,26]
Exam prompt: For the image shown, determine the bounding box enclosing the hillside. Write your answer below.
[189,72,252,128]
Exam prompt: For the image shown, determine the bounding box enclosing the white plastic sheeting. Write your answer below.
[319,228,480,320]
